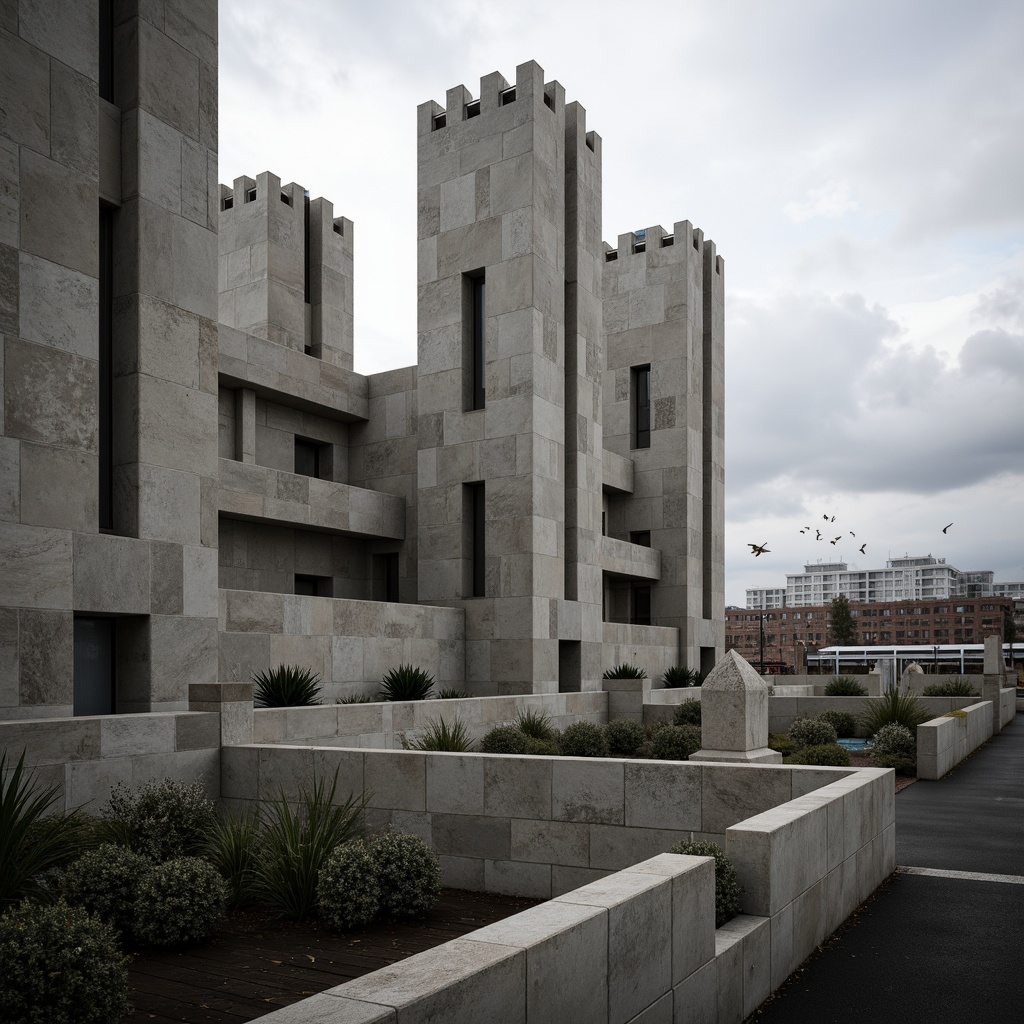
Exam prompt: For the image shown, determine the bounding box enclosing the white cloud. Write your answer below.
[784,181,859,223]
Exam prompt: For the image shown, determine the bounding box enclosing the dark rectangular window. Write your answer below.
[631,585,651,626]
[74,616,115,716]
[98,204,114,531]
[98,0,114,101]
[377,553,400,603]
[469,481,485,597]
[294,438,322,478]
[466,271,486,410]
[295,574,331,597]
[632,365,651,449]
[630,531,651,548]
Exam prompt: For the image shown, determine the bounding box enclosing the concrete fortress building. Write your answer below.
[1,2,724,719]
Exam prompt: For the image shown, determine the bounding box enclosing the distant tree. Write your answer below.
[827,595,857,646]
[1003,605,1017,646]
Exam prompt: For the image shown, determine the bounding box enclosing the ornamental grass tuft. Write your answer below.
[379,664,435,702]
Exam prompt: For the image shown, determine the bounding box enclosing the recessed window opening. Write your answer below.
[295,574,332,598]
[500,86,516,105]
[630,531,651,548]
[98,204,114,532]
[99,0,113,101]
[294,437,322,478]
[632,364,651,450]
[585,134,595,151]
[466,99,480,118]
[303,344,313,356]
[432,112,446,130]
[466,481,486,597]
[633,241,645,254]
[376,553,400,603]
[605,250,618,262]
[543,91,554,109]
[631,585,652,626]
[692,233,699,251]
[716,256,721,275]
[245,187,256,203]
[333,220,343,235]
[221,196,233,211]
[74,616,116,716]
[661,234,674,247]
[281,191,291,205]
[303,194,311,304]
[464,270,486,410]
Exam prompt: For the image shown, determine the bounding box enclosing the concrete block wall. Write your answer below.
[603,621,679,684]
[253,690,607,749]
[916,701,994,779]
[218,589,465,701]
[767,695,979,737]
[221,744,856,899]
[0,710,220,814]
[1,0,220,718]
[602,219,725,674]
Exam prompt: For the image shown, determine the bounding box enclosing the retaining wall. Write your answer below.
[602,622,680,683]
[916,701,994,780]
[0,712,221,813]
[767,695,979,737]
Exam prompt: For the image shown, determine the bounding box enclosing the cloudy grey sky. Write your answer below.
[218,0,1024,606]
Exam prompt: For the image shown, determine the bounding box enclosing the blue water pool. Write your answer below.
[837,738,872,751]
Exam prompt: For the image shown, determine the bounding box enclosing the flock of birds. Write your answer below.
[747,520,953,559]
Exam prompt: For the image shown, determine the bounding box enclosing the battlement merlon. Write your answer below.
[602,220,725,275]
[417,60,566,136]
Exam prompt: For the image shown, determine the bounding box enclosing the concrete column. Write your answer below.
[235,387,256,463]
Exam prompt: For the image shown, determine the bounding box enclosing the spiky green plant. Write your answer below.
[859,688,930,737]
[662,666,700,688]
[379,664,435,702]
[205,810,259,907]
[922,678,979,697]
[1,749,95,908]
[602,664,647,679]
[338,694,376,704]
[824,676,867,696]
[515,709,556,741]
[404,717,474,752]
[252,772,369,921]
[436,688,472,700]
[253,664,323,707]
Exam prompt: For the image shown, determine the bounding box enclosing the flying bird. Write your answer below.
[849,532,856,538]
[830,516,836,523]
[830,537,841,545]
[748,543,770,557]
[859,544,867,554]
[823,514,829,521]
[799,528,808,534]
[942,523,953,534]
[815,530,822,540]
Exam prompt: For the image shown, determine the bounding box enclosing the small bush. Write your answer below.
[859,688,930,736]
[0,899,131,1023]
[768,733,797,756]
[790,717,838,749]
[662,666,700,688]
[317,840,380,930]
[791,743,852,767]
[524,737,562,756]
[380,664,435,702]
[673,698,703,727]
[560,721,610,758]
[605,720,646,756]
[253,772,369,921]
[253,664,322,707]
[104,777,215,863]
[516,709,557,741]
[436,688,471,699]
[404,717,474,752]
[669,840,742,927]
[133,856,227,947]
[652,724,701,761]
[58,844,151,936]
[873,752,916,774]
[824,677,867,696]
[371,831,441,920]
[922,678,979,697]
[872,723,916,759]
[817,710,857,738]
[205,811,258,907]
[602,664,647,679]
[480,726,530,755]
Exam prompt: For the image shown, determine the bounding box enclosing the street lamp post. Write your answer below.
[759,614,766,675]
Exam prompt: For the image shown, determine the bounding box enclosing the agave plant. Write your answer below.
[404,717,474,752]
[380,664,435,702]
[662,666,700,688]
[1,749,95,908]
[515,709,556,741]
[253,664,323,708]
[602,664,647,680]
[859,687,930,737]
[824,676,868,696]
[436,688,472,700]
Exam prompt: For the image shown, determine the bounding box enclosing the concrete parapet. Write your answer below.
[602,622,679,685]
[768,694,979,737]
[916,701,994,779]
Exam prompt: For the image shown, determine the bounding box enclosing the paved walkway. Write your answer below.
[748,713,1024,1022]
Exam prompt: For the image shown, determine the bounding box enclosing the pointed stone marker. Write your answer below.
[689,649,782,763]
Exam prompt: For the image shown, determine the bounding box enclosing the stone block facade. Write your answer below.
[3,7,724,717]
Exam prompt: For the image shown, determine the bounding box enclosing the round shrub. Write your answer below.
[824,677,867,696]
[873,752,916,774]
[768,733,797,756]
[524,737,562,756]
[317,840,380,931]
[104,778,215,862]
[789,717,837,749]
[673,698,702,727]
[480,725,530,754]
[872,723,916,759]
[0,899,131,1024]
[371,831,441,920]
[669,841,742,927]
[816,710,857,738]
[132,856,227,947]
[58,843,151,936]
[922,679,979,697]
[791,743,851,767]
[651,724,701,761]
[605,720,646,756]
[559,721,610,758]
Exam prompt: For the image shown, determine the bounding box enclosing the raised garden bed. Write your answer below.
[127,888,540,1024]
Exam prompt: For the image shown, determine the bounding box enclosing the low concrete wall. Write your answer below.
[916,701,994,780]
[253,692,607,749]
[247,759,894,1024]
[218,590,466,701]
[773,674,883,696]
[222,745,858,900]
[999,688,1016,728]
[602,622,679,684]
[0,712,221,813]
[768,695,979,737]
[643,687,702,727]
